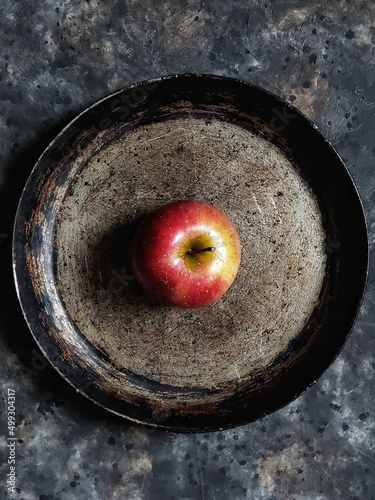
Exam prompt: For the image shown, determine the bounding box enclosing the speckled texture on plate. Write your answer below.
[54,115,325,389]
[1,0,375,498]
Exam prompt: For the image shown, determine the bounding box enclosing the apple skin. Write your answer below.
[130,200,241,308]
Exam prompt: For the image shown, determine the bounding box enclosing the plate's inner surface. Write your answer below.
[54,115,326,392]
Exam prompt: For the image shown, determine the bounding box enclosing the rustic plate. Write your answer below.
[13,74,368,431]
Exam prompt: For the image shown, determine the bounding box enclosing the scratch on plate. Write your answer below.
[251,192,263,215]
[233,363,242,382]
[139,127,188,145]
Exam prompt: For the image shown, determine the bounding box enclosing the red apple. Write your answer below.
[130,200,241,308]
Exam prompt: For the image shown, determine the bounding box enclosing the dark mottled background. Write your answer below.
[0,0,374,498]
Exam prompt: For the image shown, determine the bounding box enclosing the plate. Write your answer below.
[12,74,368,431]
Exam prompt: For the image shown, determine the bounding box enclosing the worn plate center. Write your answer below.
[55,116,326,390]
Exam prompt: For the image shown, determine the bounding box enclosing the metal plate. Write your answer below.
[12,74,368,431]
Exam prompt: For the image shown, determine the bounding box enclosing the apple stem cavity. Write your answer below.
[186,246,216,255]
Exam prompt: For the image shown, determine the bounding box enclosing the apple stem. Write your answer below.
[187,246,216,255]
